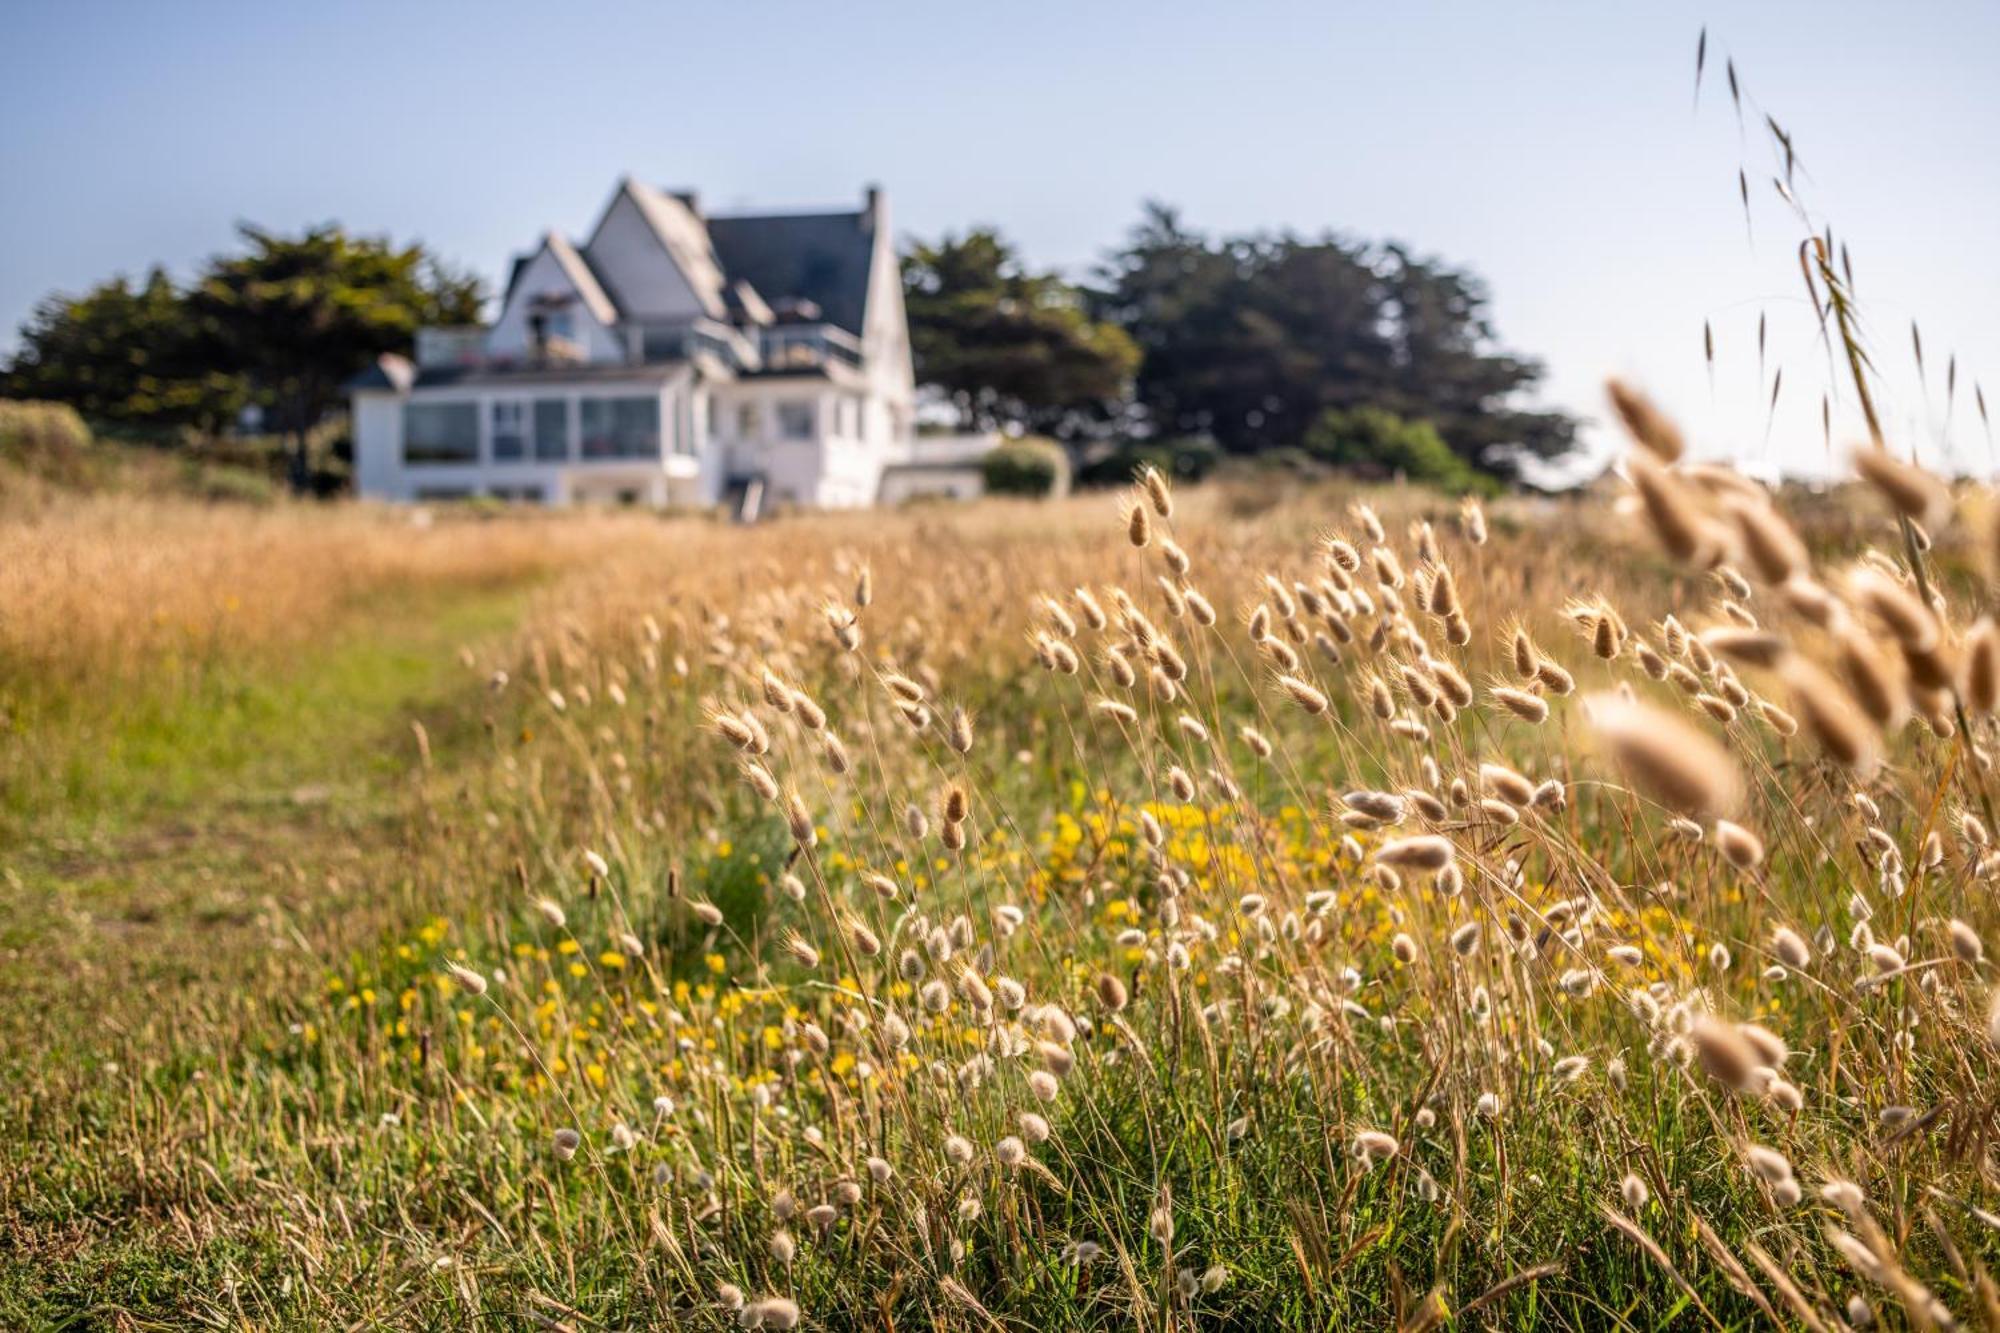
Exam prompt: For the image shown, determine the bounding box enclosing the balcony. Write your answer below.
[414,326,489,368]
[410,317,858,378]
[628,318,759,370]
[760,324,863,372]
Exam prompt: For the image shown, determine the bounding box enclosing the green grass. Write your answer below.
[0,577,537,1096]
[5,479,2000,1329]
[0,572,555,1325]
[2,578,528,837]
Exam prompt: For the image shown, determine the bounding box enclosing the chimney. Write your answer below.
[862,183,883,232]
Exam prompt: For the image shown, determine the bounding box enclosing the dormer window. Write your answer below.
[528,297,578,358]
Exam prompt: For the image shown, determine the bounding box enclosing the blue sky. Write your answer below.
[3,0,1996,476]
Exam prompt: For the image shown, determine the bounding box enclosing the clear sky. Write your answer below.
[3,0,1996,477]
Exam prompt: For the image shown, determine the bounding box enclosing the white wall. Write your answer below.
[858,191,917,455]
[487,244,623,363]
[711,379,888,508]
[349,374,699,505]
[584,190,707,322]
[352,391,405,498]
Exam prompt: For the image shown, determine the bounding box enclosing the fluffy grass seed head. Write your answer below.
[1584,692,1743,820]
[444,961,488,996]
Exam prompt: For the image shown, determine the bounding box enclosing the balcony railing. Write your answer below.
[628,318,759,370]
[761,324,864,371]
[411,317,859,376]
[415,326,489,368]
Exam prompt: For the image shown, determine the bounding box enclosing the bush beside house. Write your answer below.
[1302,406,1497,496]
[980,438,1071,498]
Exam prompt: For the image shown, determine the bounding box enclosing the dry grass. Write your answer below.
[0,495,677,688]
[10,453,2000,1328]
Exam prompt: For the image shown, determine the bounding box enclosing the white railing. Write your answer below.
[415,326,488,368]
[761,324,864,371]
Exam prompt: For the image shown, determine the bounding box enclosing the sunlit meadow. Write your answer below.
[9,414,2000,1327]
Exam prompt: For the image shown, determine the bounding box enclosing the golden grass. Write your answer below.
[0,496,685,689]
[8,455,2000,1326]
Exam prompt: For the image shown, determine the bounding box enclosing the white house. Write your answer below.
[348,178,917,509]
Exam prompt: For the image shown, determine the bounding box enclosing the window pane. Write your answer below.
[533,399,568,460]
[777,400,814,440]
[491,401,525,460]
[404,402,479,464]
[669,394,695,456]
[641,325,683,362]
[579,396,661,459]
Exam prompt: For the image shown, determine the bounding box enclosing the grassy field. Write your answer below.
[4,441,2000,1329]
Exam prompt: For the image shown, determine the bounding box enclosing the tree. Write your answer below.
[903,230,1139,438]
[1,267,246,433]
[1095,204,1575,482]
[192,224,484,489]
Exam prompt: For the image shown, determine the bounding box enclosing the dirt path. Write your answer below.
[0,579,533,1086]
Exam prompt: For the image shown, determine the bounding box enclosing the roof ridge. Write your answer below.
[618,180,728,319]
[707,207,864,223]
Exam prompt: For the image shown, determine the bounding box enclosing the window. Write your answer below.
[641,325,685,363]
[691,393,708,455]
[488,485,545,504]
[415,487,471,501]
[403,402,479,464]
[533,399,569,461]
[776,399,815,441]
[579,396,661,459]
[491,401,526,460]
[671,392,696,456]
[530,307,575,349]
[736,403,760,439]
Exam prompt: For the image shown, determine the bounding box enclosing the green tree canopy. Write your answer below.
[1094,204,1575,481]
[0,267,245,433]
[191,224,484,487]
[903,229,1140,437]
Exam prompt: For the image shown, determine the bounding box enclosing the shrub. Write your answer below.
[0,399,92,467]
[1075,437,1223,489]
[1303,405,1495,495]
[981,437,1070,498]
[183,463,280,507]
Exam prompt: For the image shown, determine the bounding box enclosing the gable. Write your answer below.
[583,183,726,322]
[487,236,621,361]
[707,212,874,336]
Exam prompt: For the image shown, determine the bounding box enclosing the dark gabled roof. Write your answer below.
[707,211,874,337]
